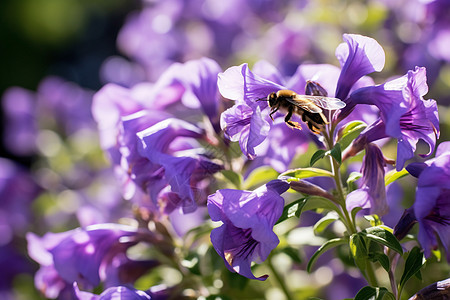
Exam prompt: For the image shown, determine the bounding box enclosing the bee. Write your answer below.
[262,88,346,134]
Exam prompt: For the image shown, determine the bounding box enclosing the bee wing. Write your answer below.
[293,95,346,111]
[285,95,323,113]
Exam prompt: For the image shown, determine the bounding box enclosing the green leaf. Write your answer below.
[377,225,394,233]
[279,167,333,181]
[310,149,327,166]
[364,215,383,227]
[384,168,409,186]
[313,212,339,234]
[309,144,341,167]
[302,195,341,212]
[354,286,395,300]
[351,207,363,224]
[275,198,307,224]
[330,143,342,164]
[349,233,368,271]
[307,237,347,272]
[363,226,403,255]
[368,252,390,272]
[415,269,422,281]
[337,120,367,151]
[347,171,362,192]
[243,166,278,189]
[221,170,242,189]
[399,247,424,289]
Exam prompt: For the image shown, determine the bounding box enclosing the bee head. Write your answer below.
[267,92,277,107]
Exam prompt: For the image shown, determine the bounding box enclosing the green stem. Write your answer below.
[365,260,379,287]
[332,157,357,235]
[325,122,381,287]
[268,255,295,300]
[323,128,357,235]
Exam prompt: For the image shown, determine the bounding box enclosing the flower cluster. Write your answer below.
[93,58,224,214]
[1,1,450,300]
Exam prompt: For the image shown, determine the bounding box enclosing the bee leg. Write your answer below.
[285,107,302,130]
[269,106,279,121]
[304,116,322,134]
[308,122,321,134]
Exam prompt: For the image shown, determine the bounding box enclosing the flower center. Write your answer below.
[224,228,258,266]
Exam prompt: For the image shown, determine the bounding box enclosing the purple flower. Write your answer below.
[218,62,282,159]
[334,34,385,102]
[37,76,95,134]
[92,58,220,163]
[405,142,450,262]
[74,282,174,300]
[174,58,222,133]
[0,158,40,245]
[0,244,33,298]
[346,143,388,216]
[27,224,159,297]
[381,182,405,228]
[74,283,152,300]
[116,0,283,80]
[92,83,169,162]
[114,111,171,202]
[27,230,77,298]
[218,61,321,160]
[246,121,310,173]
[2,77,95,156]
[100,56,147,88]
[425,0,450,62]
[137,118,222,213]
[218,34,384,161]
[323,33,385,123]
[207,180,289,280]
[34,265,71,299]
[93,59,223,212]
[344,67,440,170]
[220,101,270,159]
[116,4,184,80]
[389,0,450,84]
[1,87,38,155]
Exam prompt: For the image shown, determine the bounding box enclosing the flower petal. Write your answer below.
[207,180,288,280]
[218,63,284,104]
[335,34,385,100]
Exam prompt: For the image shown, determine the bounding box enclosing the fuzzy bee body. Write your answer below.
[266,89,345,134]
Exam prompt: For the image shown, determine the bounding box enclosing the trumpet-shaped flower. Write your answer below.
[93,59,223,212]
[345,67,439,170]
[207,180,289,280]
[346,143,388,216]
[74,283,152,300]
[218,34,384,161]
[406,142,450,261]
[27,224,159,297]
[137,118,223,213]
